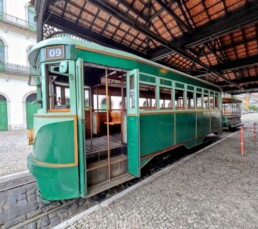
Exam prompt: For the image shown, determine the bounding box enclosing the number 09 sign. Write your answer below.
[45,45,65,60]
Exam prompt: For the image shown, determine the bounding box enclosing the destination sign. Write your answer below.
[45,45,65,60]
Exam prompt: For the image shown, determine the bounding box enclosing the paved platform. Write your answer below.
[59,120,258,228]
[0,130,32,177]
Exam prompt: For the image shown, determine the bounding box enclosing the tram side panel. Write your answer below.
[139,113,174,157]
[139,111,221,158]
[197,111,211,137]
[175,113,196,144]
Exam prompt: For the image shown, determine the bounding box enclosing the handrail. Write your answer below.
[0,61,36,76]
[0,11,36,32]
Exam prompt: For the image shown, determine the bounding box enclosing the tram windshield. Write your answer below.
[45,63,71,110]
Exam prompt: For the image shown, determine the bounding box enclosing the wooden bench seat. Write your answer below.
[104,111,122,126]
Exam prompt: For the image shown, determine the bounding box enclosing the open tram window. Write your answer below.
[85,89,90,108]
[203,94,209,109]
[175,89,185,110]
[160,87,173,109]
[46,64,70,111]
[209,94,215,109]
[196,93,203,109]
[186,91,195,109]
[214,95,219,109]
[139,83,156,110]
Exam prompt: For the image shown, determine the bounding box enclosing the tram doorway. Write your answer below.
[77,61,131,196]
[0,94,8,131]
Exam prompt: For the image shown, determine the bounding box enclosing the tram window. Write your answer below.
[139,98,147,107]
[111,96,122,109]
[47,79,70,110]
[210,95,214,109]
[203,94,209,109]
[187,91,195,109]
[214,96,219,109]
[139,83,156,110]
[56,86,61,104]
[160,87,172,109]
[85,89,90,108]
[65,88,70,105]
[175,89,184,109]
[196,93,202,109]
[46,65,70,111]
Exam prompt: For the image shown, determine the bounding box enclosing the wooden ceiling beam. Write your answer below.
[87,0,243,90]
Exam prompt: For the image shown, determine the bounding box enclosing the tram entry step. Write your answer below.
[87,145,128,188]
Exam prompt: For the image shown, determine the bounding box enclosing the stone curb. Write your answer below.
[0,170,30,184]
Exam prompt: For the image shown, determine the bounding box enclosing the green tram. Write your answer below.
[27,37,222,201]
[222,97,242,129]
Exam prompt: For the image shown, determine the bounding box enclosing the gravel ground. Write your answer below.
[0,130,32,177]
[66,113,258,229]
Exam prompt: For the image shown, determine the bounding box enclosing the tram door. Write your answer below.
[126,69,140,177]
[75,58,87,197]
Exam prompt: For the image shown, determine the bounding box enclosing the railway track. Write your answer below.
[0,130,238,229]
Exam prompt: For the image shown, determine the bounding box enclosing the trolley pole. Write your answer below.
[240,126,244,156]
[254,122,257,142]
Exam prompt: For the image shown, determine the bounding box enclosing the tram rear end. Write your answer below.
[222,97,242,129]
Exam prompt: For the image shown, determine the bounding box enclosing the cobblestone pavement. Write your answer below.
[68,118,258,228]
[0,130,32,177]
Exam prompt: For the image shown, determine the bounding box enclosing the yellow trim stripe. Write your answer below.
[48,109,70,113]
[127,114,137,116]
[35,115,77,119]
[140,109,220,115]
[32,157,76,168]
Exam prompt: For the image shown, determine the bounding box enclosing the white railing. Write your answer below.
[0,12,36,32]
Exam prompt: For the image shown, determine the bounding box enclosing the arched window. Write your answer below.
[27,5,36,31]
[0,94,7,101]
[26,93,37,102]
[0,39,5,63]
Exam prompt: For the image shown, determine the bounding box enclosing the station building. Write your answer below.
[0,0,37,131]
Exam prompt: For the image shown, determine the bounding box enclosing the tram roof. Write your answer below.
[31,0,258,95]
[29,37,221,90]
